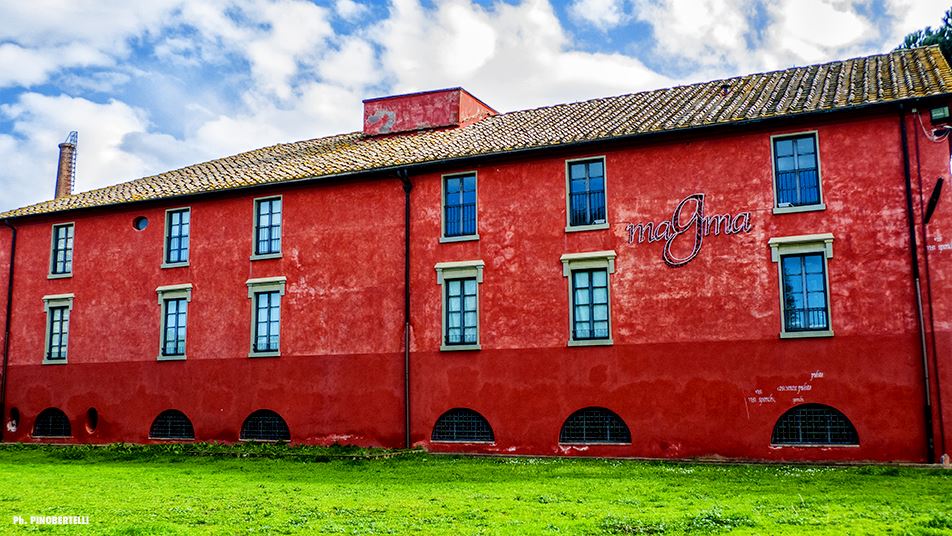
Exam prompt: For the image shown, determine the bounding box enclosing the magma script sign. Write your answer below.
[625,193,752,267]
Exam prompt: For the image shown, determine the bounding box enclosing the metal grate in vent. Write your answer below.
[431,408,494,443]
[559,407,630,444]
[240,409,290,442]
[33,408,71,438]
[771,404,858,445]
[149,410,195,440]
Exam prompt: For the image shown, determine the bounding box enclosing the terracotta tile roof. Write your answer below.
[5,46,951,219]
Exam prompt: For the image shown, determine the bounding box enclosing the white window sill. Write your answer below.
[249,351,280,358]
[780,329,834,339]
[565,222,610,233]
[770,443,858,448]
[440,234,479,244]
[42,359,68,365]
[47,272,72,280]
[773,203,826,215]
[440,344,481,352]
[559,442,630,446]
[250,252,282,261]
[430,440,494,444]
[161,261,189,269]
[568,338,613,347]
[157,355,186,361]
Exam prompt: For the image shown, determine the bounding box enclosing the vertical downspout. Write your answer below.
[0,219,16,443]
[899,105,936,463]
[398,169,412,449]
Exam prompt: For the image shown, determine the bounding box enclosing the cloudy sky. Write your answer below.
[0,0,947,211]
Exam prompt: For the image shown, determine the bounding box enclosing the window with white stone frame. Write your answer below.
[156,284,192,360]
[247,277,286,357]
[435,260,484,351]
[769,234,834,339]
[561,251,615,346]
[42,294,74,364]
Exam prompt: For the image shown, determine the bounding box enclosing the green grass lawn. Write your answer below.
[0,444,950,535]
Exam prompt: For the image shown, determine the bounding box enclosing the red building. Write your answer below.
[1,46,951,462]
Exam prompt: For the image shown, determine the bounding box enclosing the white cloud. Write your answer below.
[569,0,628,31]
[761,0,875,68]
[885,0,950,46]
[335,0,369,22]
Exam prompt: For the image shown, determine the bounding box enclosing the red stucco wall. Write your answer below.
[2,106,950,462]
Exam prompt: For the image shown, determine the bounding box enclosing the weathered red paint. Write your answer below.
[1,100,950,462]
[362,88,496,135]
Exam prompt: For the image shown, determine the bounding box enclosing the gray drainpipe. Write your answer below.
[398,169,412,449]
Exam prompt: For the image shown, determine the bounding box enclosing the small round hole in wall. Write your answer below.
[85,408,98,434]
[133,216,149,231]
[7,407,18,433]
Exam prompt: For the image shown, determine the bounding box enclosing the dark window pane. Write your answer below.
[773,134,821,207]
[572,268,610,340]
[33,408,71,437]
[444,174,477,237]
[165,209,190,263]
[432,408,494,442]
[444,277,478,345]
[150,410,195,440]
[240,409,290,441]
[771,404,858,445]
[781,253,829,332]
[568,159,607,226]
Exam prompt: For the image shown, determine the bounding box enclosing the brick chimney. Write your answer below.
[54,131,77,199]
[363,88,496,136]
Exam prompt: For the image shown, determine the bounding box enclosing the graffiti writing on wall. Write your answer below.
[625,193,752,267]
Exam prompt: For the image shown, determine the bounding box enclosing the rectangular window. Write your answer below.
[769,234,834,339]
[42,294,74,364]
[567,158,606,228]
[49,223,74,276]
[164,208,190,265]
[435,260,483,352]
[253,291,281,353]
[781,253,829,332]
[773,134,821,208]
[254,197,282,257]
[46,306,69,361]
[445,278,478,345]
[162,298,188,357]
[571,269,610,340]
[443,173,477,239]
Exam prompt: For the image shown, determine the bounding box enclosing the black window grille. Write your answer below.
[572,269,609,340]
[444,174,477,237]
[162,298,187,356]
[46,306,69,361]
[33,408,71,438]
[240,409,290,441]
[165,209,190,264]
[445,277,477,345]
[255,198,282,255]
[559,407,630,444]
[771,404,858,445]
[781,253,829,331]
[253,291,281,352]
[50,224,74,275]
[568,159,606,227]
[432,408,494,442]
[774,134,820,207]
[150,410,195,440]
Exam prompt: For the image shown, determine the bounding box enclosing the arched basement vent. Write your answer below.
[240,409,290,442]
[149,410,195,440]
[431,408,494,443]
[559,407,631,444]
[771,404,859,446]
[33,408,71,438]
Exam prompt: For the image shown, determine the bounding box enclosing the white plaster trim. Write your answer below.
[769,233,834,262]
[435,260,485,284]
[560,250,616,276]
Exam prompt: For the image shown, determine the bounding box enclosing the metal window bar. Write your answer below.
[165,209,190,264]
[444,175,476,237]
[255,198,282,255]
[162,298,187,356]
[774,135,820,206]
[572,269,609,340]
[559,407,631,443]
[46,306,69,360]
[254,291,280,352]
[444,278,477,345]
[51,224,73,274]
[771,404,858,445]
[431,409,494,442]
[240,410,290,441]
[781,253,829,331]
[33,408,71,437]
[149,410,195,440]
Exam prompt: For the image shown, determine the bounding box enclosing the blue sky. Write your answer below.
[0,0,948,211]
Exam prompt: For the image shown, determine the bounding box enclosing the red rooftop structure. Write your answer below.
[1,47,951,463]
